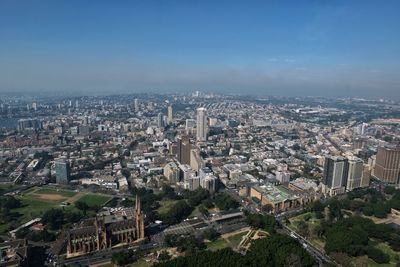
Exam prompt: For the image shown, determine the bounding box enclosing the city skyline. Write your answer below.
[1,1,400,99]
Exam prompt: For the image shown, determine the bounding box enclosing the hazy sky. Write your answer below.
[1,1,399,98]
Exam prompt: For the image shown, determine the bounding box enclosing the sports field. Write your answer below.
[76,194,113,207]
[11,187,112,224]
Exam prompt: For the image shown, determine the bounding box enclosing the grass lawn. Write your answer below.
[0,223,10,234]
[375,242,400,265]
[130,259,151,267]
[289,212,321,227]
[189,206,201,218]
[207,238,229,251]
[227,231,248,248]
[0,188,112,233]
[14,197,59,222]
[352,256,395,267]
[157,200,178,215]
[77,194,113,207]
[34,188,77,198]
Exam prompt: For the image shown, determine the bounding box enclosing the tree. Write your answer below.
[247,234,314,267]
[214,193,239,211]
[161,185,178,200]
[42,209,64,230]
[187,188,210,207]
[162,200,193,225]
[246,213,277,232]
[365,246,390,264]
[297,221,309,238]
[75,201,89,215]
[158,251,171,262]
[198,205,209,217]
[327,199,342,221]
[384,186,397,195]
[112,251,131,266]
[202,228,220,241]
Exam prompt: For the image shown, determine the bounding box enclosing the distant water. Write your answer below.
[0,118,18,129]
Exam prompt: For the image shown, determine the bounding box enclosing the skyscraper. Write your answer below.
[373,145,400,185]
[167,105,173,125]
[134,98,139,112]
[55,160,71,184]
[157,112,164,128]
[177,135,191,165]
[196,107,207,142]
[344,157,364,191]
[323,156,346,195]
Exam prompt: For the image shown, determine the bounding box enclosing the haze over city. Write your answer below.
[1,1,400,98]
[1,2,400,267]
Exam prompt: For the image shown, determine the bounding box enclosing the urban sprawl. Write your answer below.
[0,92,400,267]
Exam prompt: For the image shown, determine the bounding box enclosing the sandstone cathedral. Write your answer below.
[66,195,145,257]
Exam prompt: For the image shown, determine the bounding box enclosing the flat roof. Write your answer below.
[253,185,297,204]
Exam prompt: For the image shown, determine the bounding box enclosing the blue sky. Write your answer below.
[0,0,399,98]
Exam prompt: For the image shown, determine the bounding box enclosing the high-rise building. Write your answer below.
[361,164,371,188]
[373,145,400,185]
[163,162,180,184]
[17,118,42,132]
[201,175,217,192]
[134,98,139,112]
[185,119,196,134]
[323,156,346,195]
[344,157,364,191]
[190,148,202,173]
[167,105,173,125]
[32,102,37,111]
[177,135,191,165]
[186,176,200,191]
[157,112,164,128]
[55,160,71,184]
[196,107,207,142]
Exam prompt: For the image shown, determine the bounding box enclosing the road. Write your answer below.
[277,217,337,266]
[57,242,158,267]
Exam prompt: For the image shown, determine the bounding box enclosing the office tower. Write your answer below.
[177,135,191,165]
[344,157,364,191]
[26,104,30,111]
[201,175,217,192]
[361,164,371,188]
[69,100,72,107]
[32,102,37,111]
[75,100,79,108]
[187,176,200,191]
[17,118,42,132]
[163,162,180,184]
[134,98,139,112]
[157,112,164,128]
[373,145,400,185]
[185,119,196,134]
[190,148,202,173]
[55,160,71,184]
[323,156,346,195]
[167,105,173,125]
[196,107,207,141]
